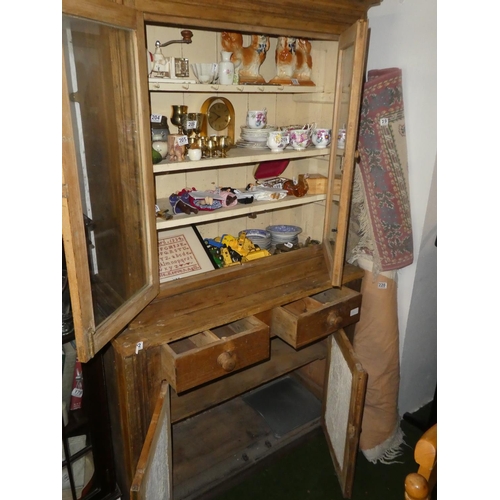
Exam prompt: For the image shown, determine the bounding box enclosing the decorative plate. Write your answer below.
[266,225,302,236]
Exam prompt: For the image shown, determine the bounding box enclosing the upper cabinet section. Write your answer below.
[135,0,381,39]
[62,0,158,362]
[62,0,380,361]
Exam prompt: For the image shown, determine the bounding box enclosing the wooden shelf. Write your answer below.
[153,145,331,174]
[156,193,326,230]
[148,80,323,94]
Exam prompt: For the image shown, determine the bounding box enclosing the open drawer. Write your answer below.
[161,316,270,393]
[270,286,361,349]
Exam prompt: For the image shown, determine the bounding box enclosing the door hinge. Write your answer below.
[69,92,80,103]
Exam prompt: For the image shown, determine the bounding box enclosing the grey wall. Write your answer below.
[367,0,437,415]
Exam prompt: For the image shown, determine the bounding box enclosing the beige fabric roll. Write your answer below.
[354,270,403,460]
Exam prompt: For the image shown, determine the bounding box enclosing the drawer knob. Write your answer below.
[217,351,236,372]
[326,311,343,329]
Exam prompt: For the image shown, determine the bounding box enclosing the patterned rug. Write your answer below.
[347,67,413,275]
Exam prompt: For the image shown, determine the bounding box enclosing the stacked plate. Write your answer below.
[240,229,272,250]
[266,225,302,247]
[236,126,276,149]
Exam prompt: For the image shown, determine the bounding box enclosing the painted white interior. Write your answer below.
[366,0,437,415]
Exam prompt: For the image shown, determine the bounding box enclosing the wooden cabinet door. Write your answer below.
[322,329,367,498]
[130,381,172,500]
[323,20,369,287]
[62,0,158,362]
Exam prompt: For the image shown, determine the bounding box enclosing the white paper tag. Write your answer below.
[136,341,144,354]
[377,282,388,289]
[283,136,289,144]
[291,78,300,86]
[176,135,189,146]
[284,241,294,248]
[380,117,389,126]
[151,114,162,123]
[350,307,359,317]
[186,120,197,130]
[71,388,83,398]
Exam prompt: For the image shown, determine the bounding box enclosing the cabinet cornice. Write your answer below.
[137,0,381,38]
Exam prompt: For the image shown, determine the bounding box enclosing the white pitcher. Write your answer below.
[218,51,234,85]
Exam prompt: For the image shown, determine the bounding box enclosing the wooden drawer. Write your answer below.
[161,316,270,393]
[270,287,361,349]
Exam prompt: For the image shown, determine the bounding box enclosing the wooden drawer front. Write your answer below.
[270,287,361,349]
[161,317,270,393]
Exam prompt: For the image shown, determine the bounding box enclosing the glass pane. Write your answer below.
[323,21,367,287]
[327,42,354,250]
[63,15,148,327]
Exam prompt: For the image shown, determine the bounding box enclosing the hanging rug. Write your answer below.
[349,67,413,274]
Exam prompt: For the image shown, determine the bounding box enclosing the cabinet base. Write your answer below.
[172,375,323,500]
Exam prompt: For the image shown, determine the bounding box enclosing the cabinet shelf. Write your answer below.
[149,80,323,94]
[156,193,326,230]
[153,146,331,174]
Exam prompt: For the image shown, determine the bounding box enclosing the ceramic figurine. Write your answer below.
[167,134,186,161]
[292,38,314,85]
[270,37,314,86]
[221,32,270,84]
[269,36,296,84]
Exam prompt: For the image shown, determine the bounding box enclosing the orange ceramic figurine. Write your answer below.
[269,36,296,85]
[292,39,314,85]
[221,32,270,84]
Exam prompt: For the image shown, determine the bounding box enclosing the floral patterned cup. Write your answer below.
[311,127,332,149]
[246,110,267,129]
[289,128,311,150]
[266,131,288,152]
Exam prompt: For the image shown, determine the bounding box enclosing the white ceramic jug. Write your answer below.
[218,51,234,85]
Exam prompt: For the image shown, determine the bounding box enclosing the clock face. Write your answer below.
[208,102,231,131]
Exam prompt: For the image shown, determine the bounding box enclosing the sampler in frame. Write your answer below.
[158,226,216,282]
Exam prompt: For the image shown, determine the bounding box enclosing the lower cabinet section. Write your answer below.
[128,331,366,500]
[107,284,366,500]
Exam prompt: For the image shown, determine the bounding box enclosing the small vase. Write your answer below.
[218,51,234,85]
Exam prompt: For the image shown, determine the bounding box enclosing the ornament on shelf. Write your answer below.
[269,37,315,86]
[221,32,270,84]
[269,36,296,85]
[292,38,314,85]
[218,51,235,85]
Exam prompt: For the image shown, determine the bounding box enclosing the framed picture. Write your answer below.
[158,225,216,282]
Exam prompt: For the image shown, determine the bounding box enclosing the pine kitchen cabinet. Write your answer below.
[62,0,381,498]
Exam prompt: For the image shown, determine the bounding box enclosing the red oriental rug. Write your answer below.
[348,67,413,275]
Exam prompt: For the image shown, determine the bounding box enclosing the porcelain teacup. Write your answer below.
[246,110,267,129]
[289,128,311,150]
[311,127,332,149]
[266,131,288,152]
